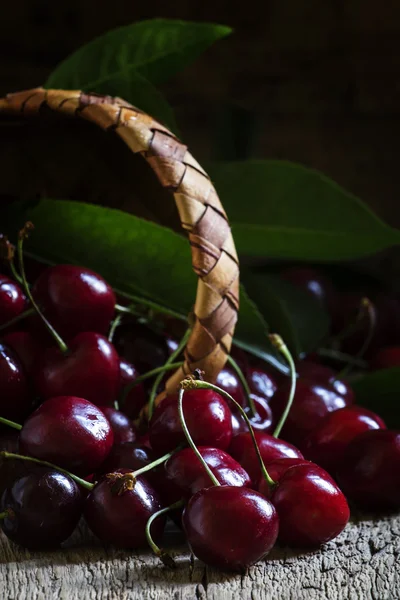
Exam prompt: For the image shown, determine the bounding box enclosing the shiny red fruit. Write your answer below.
[336,429,400,510]
[0,342,32,422]
[280,267,336,312]
[101,407,137,445]
[258,458,311,497]
[2,330,47,376]
[296,361,354,404]
[32,265,116,338]
[149,389,233,455]
[0,275,26,327]
[118,359,147,419]
[230,394,273,435]
[246,366,278,400]
[34,332,120,406]
[182,486,279,572]
[113,321,170,374]
[19,396,114,475]
[215,366,246,408]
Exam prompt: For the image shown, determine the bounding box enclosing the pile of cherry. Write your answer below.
[0,246,400,573]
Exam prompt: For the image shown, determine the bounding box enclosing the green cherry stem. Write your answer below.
[226,354,258,418]
[337,298,376,379]
[0,307,35,333]
[181,380,276,489]
[177,387,220,487]
[115,298,186,322]
[130,448,179,479]
[119,361,184,408]
[0,416,22,431]
[147,329,191,420]
[269,334,296,439]
[146,500,184,568]
[108,313,123,343]
[0,451,94,491]
[17,223,68,355]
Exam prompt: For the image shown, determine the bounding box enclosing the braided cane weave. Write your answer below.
[0,88,239,391]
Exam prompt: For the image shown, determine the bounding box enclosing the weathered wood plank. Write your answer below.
[1,513,399,600]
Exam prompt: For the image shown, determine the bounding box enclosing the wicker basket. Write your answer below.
[0,88,239,391]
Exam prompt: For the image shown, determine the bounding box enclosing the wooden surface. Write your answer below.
[1,513,399,600]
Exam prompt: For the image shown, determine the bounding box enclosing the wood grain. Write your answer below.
[1,513,398,600]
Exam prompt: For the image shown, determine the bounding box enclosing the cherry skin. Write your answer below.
[98,442,155,476]
[164,446,251,499]
[19,396,114,475]
[215,367,246,408]
[301,406,386,473]
[101,407,137,445]
[0,342,32,422]
[229,432,303,484]
[246,366,278,401]
[280,266,336,312]
[336,429,400,510]
[230,394,273,435]
[258,458,311,497]
[269,378,351,447]
[0,275,26,327]
[1,330,47,377]
[182,486,279,572]
[149,389,233,455]
[84,471,165,548]
[34,332,120,406]
[113,321,170,374]
[269,462,350,547]
[296,360,354,404]
[118,359,147,419]
[32,264,116,339]
[370,346,400,370]
[0,467,83,549]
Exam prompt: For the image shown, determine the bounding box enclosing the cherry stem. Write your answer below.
[131,448,179,479]
[148,329,191,420]
[108,313,123,343]
[178,387,221,487]
[0,236,24,286]
[269,334,296,438]
[337,298,376,379]
[145,500,184,568]
[226,354,258,418]
[0,416,22,431]
[0,451,94,491]
[17,224,68,355]
[182,379,276,489]
[115,298,186,322]
[0,307,36,333]
[119,361,184,408]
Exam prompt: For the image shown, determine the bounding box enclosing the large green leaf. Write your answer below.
[208,160,400,261]
[45,19,231,121]
[352,368,400,428]
[2,200,285,372]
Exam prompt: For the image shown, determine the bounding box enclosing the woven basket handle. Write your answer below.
[0,88,240,389]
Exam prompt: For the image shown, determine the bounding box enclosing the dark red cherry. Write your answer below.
[280,267,336,312]
[229,432,303,484]
[269,462,349,546]
[370,346,400,370]
[0,467,83,549]
[0,275,26,327]
[215,367,246,408]
[0,342,32,422]
[118,359,147,419]
[84,471,165,548]
[230,394,273,435]
[182,486,279,572]
[269,379,351,447]
[1,330,47,377]
[32,265,116,339]
[165,446,251,499]
[34,332,120,406]
[336,429,400,510]
[113,321,169,374]
[98,442,154,476]
[296,361,355,404]
[258,458,311,497]
[246,366,278,400]
[101,407,137,445]
[19,396,114,475]
[149,389,233,455]
[301,406,386,473]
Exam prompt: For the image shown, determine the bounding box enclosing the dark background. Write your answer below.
[1,1,400,226]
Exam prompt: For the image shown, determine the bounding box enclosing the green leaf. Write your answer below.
[352,368,400,428]
[242,271,330,357]
[2,199,285,371]
[208,160,400,261]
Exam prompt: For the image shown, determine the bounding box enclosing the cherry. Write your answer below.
[296,360,354,404]
[101,407,137,445]
[269,378,351,447]
[32,265,116,339]
[215,367,246,408]
[246,366,278,400]
[336,429,400,510]
[0,275,26,327]
[268,462,350,547]
[0,467,83,549]
[280,266,336,312]
[0,342,32,422]
[182,486,279,572]
[84,471,165,548]
[1,330,47,377]
[118,359,147,419]
[229,431,303,484]
[164,447,251,499]
[113,321,170,374]
[230,394,273,435]
[98,442,155,477]
[149,389,233,455]
[370,346,400,370]
[19,396,114,475]
[34,332,120,406]
[301,406,386,473]
[258,458,311,497]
